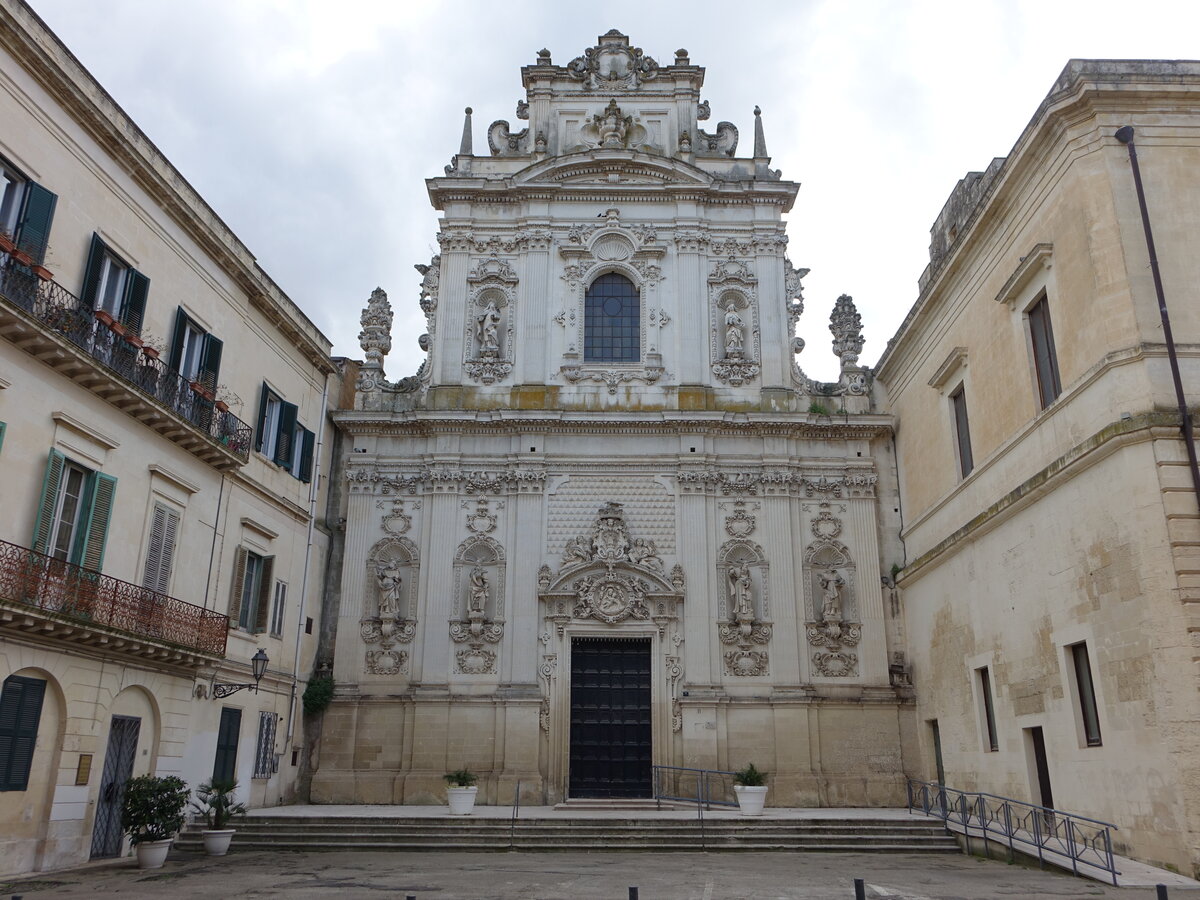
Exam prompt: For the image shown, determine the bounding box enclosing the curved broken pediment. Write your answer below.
[511,151,713,190]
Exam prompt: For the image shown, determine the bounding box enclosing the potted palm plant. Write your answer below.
[733,763,768,816]
[190,778,247,856]
[444,767,479,815]
[120,774,190,868]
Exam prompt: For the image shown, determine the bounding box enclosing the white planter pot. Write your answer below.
[135,838,172,869]
[202,829,236,856]
[734,785,768,816]
[447,785,478,815]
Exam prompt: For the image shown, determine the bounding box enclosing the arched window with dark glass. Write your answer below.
[584,273,640,363]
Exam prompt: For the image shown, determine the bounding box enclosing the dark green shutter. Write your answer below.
[274,402,298,466]
[0,421,6,456]
[299,428,315,483]
[31,449,66,555]
[15,182,56,266]
[77,472,117,571]
[228,546,248,624]
[121,270,149,336]
[254,383,270,452]
[253,556,274,633]
[80,234,106,308]
[0,675,46,792]
[199,335,223,391]
[213,707,241,784]
[167,306,189,373]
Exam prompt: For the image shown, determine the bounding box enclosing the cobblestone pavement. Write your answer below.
[2,850,1195,899]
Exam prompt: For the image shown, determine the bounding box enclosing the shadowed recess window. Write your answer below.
[584,273,639,363]
[1028,294,1062,409]
[951,385,973,478]
[1070,642,1102,747]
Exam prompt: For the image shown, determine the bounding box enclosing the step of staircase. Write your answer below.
[175,814,959,854]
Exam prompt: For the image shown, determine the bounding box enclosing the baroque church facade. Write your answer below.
[314,31,912,807]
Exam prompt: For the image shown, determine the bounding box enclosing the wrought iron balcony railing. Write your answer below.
[0,258,252,464]
[0,538,228,658]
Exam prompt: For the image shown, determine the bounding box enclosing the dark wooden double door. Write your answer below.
[569,637,652,799]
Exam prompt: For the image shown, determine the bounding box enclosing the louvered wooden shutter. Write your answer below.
[0,675,46,791]
[15,182,56,266]
[0,421,6,456]
[254,384,270,452]
[78,472,117,572]
[121,270,149,336]
[299,428,315,483]
[80,234,106,308]
[274,403,298,466]
[228,546,249,625]
[167,306,188,373]
[253,557,274,633]
[31,449,66,555]
[142,504,180,594]
[199,335,223,391]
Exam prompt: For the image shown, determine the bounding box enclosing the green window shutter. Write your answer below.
[80,234,106,308]
[253,556,274,633]
[121,270,149,336]
[142,504,180,595]
[0,421,6,456]
[228,546,248,624]
[77,472,117,571]
[274,402,298,466]
[254,383,270,452]
[31,449,66,555]
[213,707,241,784]
[167,306,189,373]
[199,334,223,391]
[0,675,46,792]
[299,428,315,483]
[15,182,56,266]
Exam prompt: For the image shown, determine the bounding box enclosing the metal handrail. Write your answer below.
[906,777,1120,886]
[0,258,252,462]
[652,764,739,809]
[0,537,228,656]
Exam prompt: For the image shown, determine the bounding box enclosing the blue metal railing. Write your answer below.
[906,778,1120,886]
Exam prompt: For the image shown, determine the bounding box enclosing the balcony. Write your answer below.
[0,259,252,469]
[0,538,227,664]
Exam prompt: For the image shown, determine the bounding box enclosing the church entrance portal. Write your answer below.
[568,636,652,798]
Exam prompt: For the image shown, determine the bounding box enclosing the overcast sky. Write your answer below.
[27,0,1200,383]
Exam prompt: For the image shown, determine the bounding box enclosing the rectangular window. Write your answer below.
[32,449,117,570]
[141,503,181,594]
[213,707,241,784]
[168,306,223,388]
[0,675,47,791]
[1028,295,1062,409]
[951,385,974,477]
[229,546,274,633]
[0,157,56,265]
[256,385,283,459]
[1070,642,1103,747]
[253,712,278,779]
[978,666,998,752]
[269,581,287,638]
[81,234,148,334]
[255,383,313,480]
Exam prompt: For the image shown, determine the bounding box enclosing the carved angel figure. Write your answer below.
[376,561,403,618]
[476,302,502,354]
[628,538,662,570]
[468,566,490,615]
[728,563,754,621]
[724,307,745,356]
[819,568,845,621]
[564,536,592,564]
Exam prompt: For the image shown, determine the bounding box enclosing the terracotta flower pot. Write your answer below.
[0,233,15,253]
[215,399,230,413]
[9,248,32,266]
[109,321,126,337]
[31,264,53,281]
[125,333,144,349]
[94,309,115,327]
[142,346,161,360]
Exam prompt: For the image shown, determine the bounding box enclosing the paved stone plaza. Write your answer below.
[3,850,1196,899]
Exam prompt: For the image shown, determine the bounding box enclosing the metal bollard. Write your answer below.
[1156,886,1169,900]
[407,895,416,900]
[853,878,866,900]
[629,888,639,900]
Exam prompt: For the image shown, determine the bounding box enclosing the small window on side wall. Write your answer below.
[1069,642,1102,747]
[168,306,223,389]
[228,546,274,633]
[1,157,57,265]
[81,234,148,334]
[1028,294,1062,409]
[950,384,974,478]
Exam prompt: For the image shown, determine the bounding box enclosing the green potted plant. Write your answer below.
[732,763,768,816]
[120,774,190,868]
[444,767,479,815]
[190,778,247,856]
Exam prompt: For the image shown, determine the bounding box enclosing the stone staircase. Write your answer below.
[176,813,959,854]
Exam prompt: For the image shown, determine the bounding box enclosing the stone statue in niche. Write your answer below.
[469,566,490,615]
[476,302,502,355]
[376,561,403,618]
[597,99,629,148]
[724,305,745,357]
[819,568,845,622]
[728,562,754,621]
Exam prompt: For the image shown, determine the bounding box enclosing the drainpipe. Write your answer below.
[1115,126,1200,514]
[284,372,331,752]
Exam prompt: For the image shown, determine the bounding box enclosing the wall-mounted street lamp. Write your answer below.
[212,649,269,699]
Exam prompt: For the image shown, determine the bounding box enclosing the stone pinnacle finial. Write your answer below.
[753,105,767,158]
[459,107,473,156]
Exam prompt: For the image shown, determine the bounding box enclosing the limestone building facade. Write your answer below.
[876,61,1200,876]
[0,1,338,875]
[315,32,913,808]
